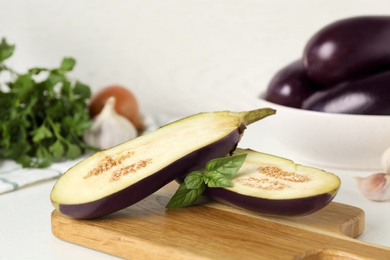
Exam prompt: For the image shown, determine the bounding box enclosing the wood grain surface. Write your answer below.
[51,182,390,259]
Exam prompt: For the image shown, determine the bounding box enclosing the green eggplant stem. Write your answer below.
[236,108,276,126]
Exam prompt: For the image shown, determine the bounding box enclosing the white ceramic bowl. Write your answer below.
[257,96,390,171]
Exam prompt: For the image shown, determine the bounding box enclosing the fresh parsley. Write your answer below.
[166,153,247,208]
[0,38,93,168]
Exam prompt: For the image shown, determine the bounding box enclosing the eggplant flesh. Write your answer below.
[50,108,275,219]
[302,70,390,115]
[205,148,340,216]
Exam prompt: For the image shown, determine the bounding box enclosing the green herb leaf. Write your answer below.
[206,153,247,179]
[32,124,53,143]
[166,181,206,209]
[184,171,204,189]
[204,171,233,188]
[166,153,247,209]
[16,155,33,168]
[0,38,15,62]
[60,57,76,71]
[66,143,82,159]
[49,140,65,160]
[73,80,92,99]
[0,38,92,168]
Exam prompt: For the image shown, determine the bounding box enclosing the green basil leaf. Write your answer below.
[184,171,204,189]
[205,153,247,178]
[204,171,233,188]
[167,153,247,209]
[166,181,206,209]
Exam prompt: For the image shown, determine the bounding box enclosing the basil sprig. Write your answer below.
[166,153,247,208]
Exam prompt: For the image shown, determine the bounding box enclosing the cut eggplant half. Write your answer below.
[205,148,341,216]
[50,108,275,219]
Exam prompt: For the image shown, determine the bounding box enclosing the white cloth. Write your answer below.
[0,158,84,194]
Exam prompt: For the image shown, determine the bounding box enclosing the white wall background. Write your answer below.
[0,0,389,116]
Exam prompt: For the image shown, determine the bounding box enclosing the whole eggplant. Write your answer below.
[302,70,390,115]
[264,60,321,108]
[303,16,390,86]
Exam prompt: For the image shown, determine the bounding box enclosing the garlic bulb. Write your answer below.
[84,96,138,150]
[355,173,390,202]
[381,147,390,174]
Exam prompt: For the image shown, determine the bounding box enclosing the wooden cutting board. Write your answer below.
[51,182,390,259]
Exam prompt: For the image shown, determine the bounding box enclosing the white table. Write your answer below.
[1,123,389,260]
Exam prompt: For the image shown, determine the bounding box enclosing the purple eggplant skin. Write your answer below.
[264,60,321,108]
[205,188,336,216]
[51,109,276,219]
[303,16,390,86]
[302,70,390,115]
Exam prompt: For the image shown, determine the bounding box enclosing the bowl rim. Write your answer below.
[259,92,390,119]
